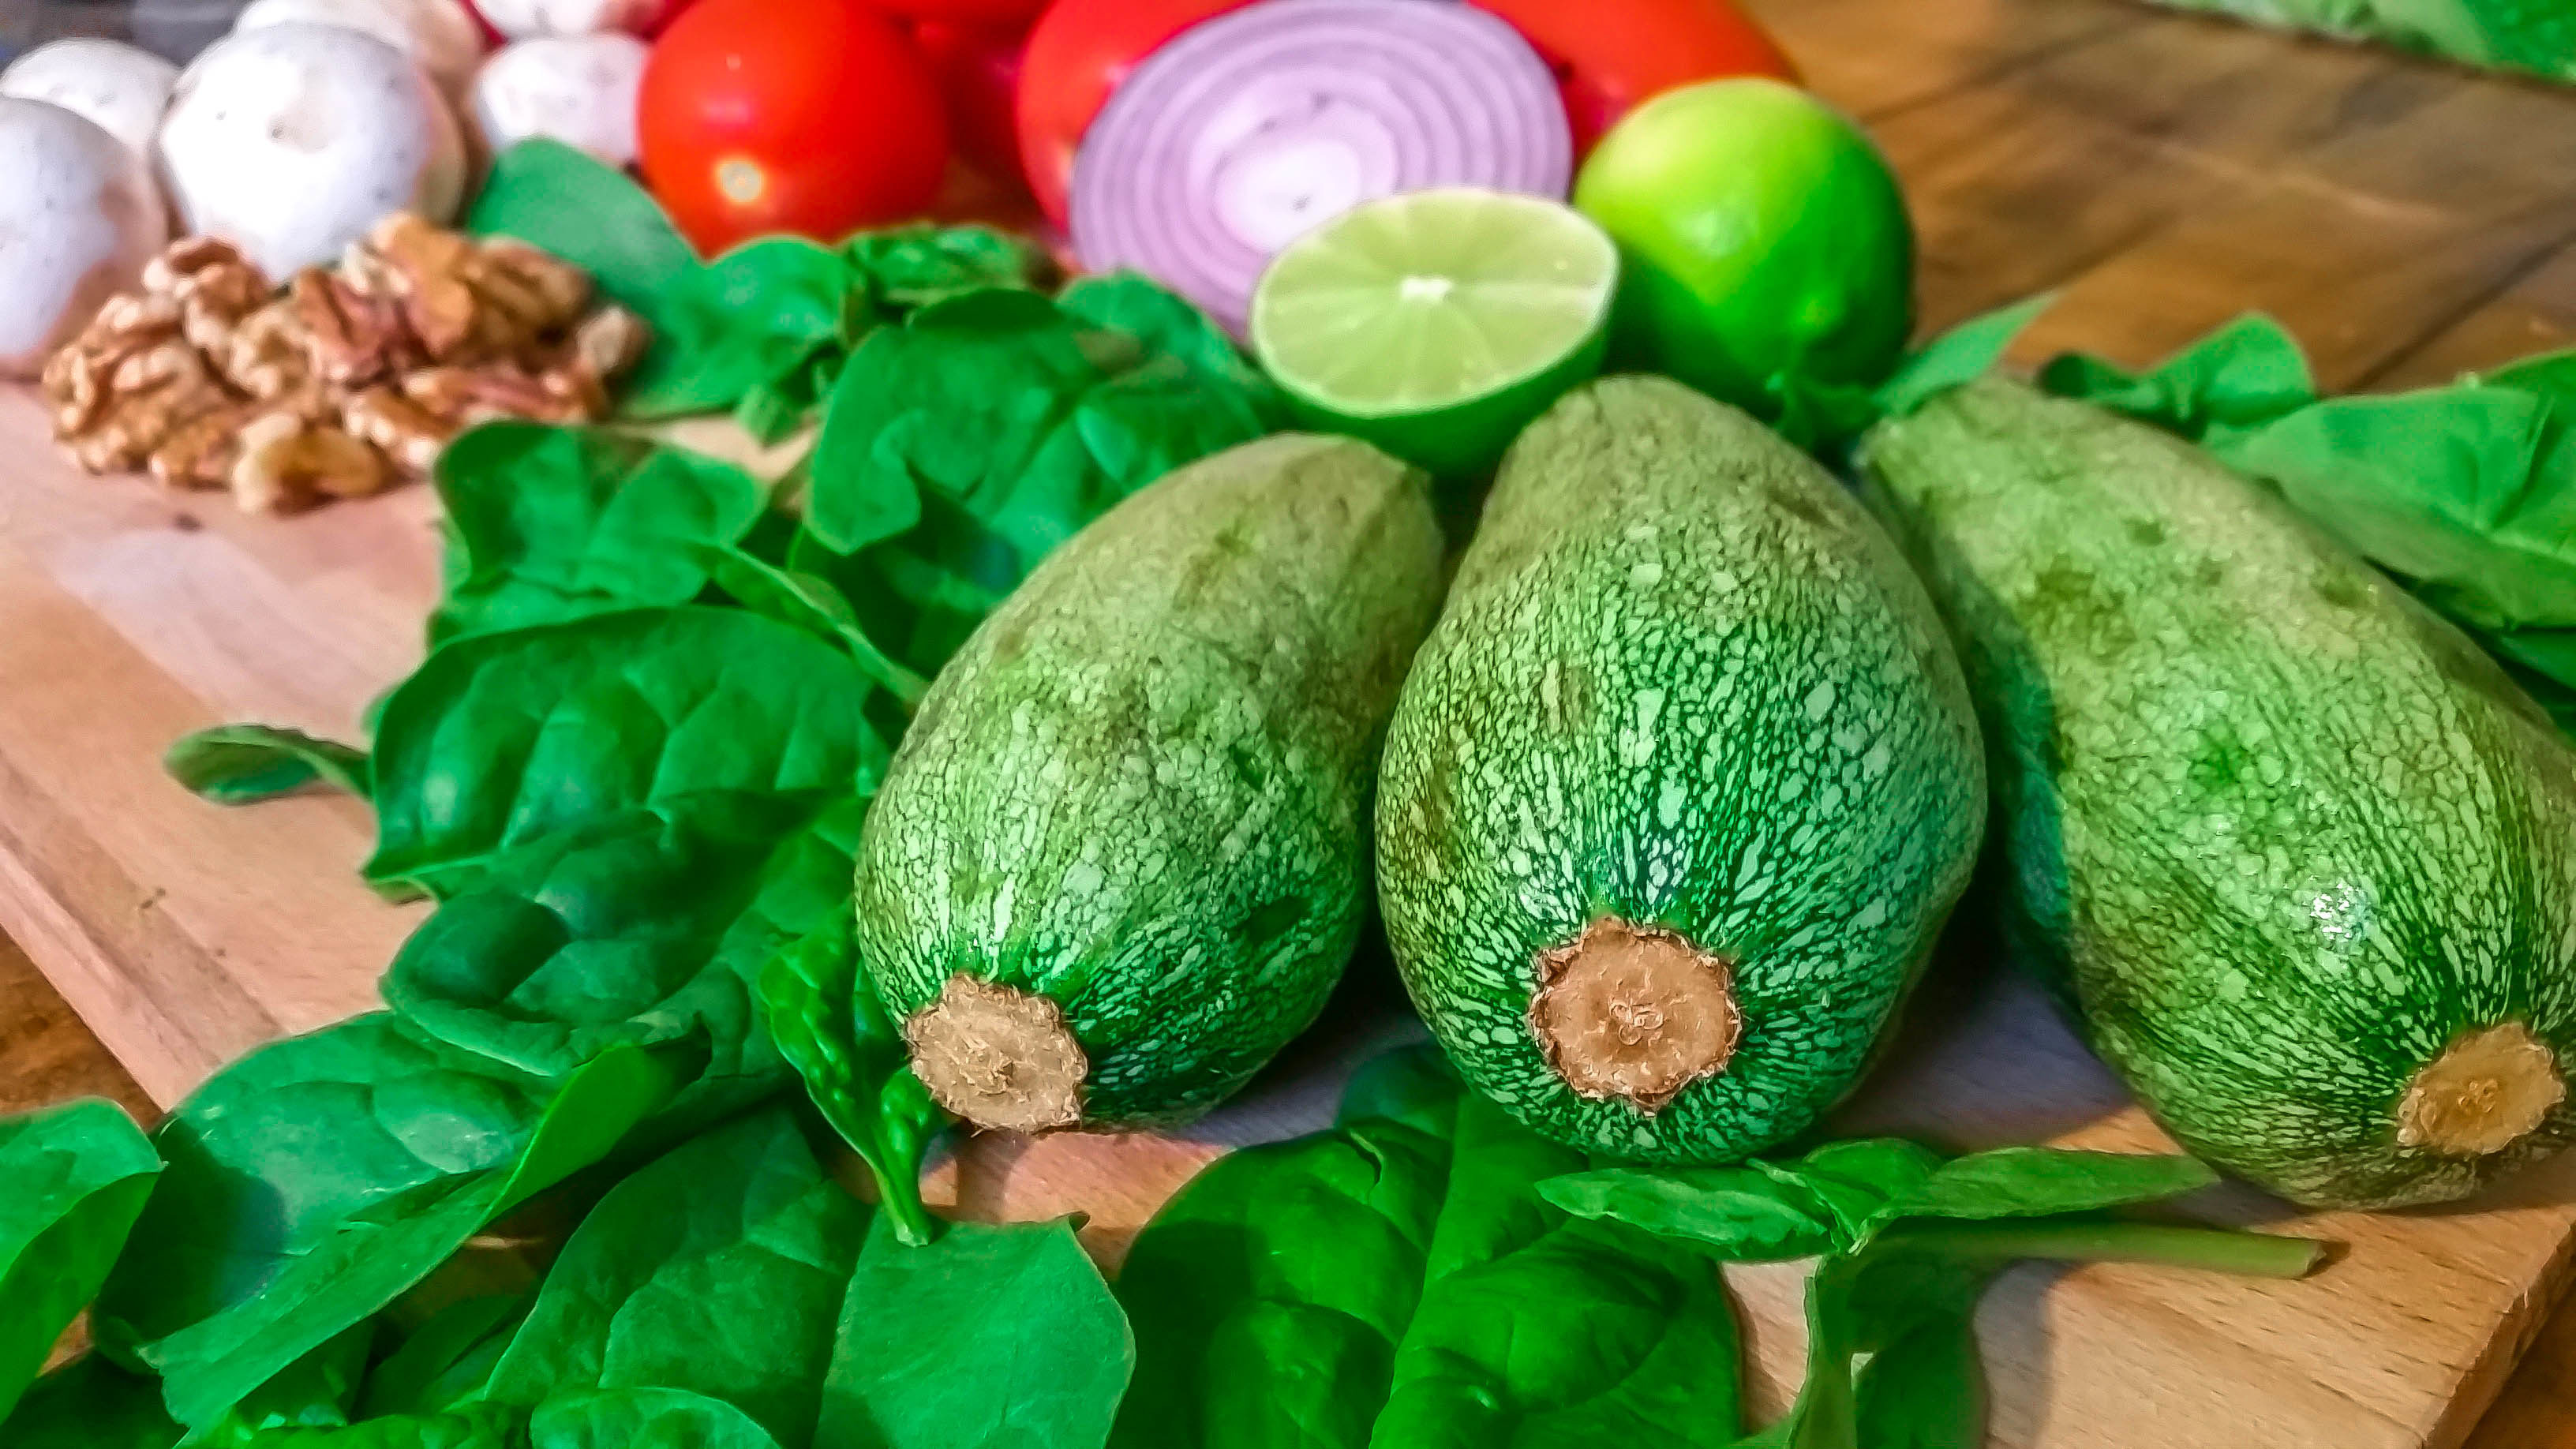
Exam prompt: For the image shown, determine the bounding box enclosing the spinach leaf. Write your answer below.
[694,547,930,706]
[2222,386,2576,631]
[846,227,1048,312]
[624,240,858,420]
[481,1109,868,1449]
[384,793,862,1087]
[800,284,1270,680]
[2036,313,2317,441]
[432,427,768,646]
[1546,1139,2317,1449]
[532,1388,786,1449]
[1870,294,2058,421]
[223,1403,520,1447]
[1111,1048,1739,1449]
[817,1216,1129,1449]
[1783,294,2057,447]
[464,140,698,328]
[0,1355,182,1447]
[96,1020,678,1431]
[365,608,889,895]
[166,727,370,806]
[357,1296,528,1420]
[1055,273,1280,417]
[195,1323,378,1442]
[757,917,944,1247]
[0,1099,161,1420]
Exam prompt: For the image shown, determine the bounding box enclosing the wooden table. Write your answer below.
[17,0,2576,1442]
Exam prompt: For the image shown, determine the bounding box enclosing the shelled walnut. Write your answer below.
[40,217,649,515]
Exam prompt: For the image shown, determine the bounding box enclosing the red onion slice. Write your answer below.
[1069,0,1572,337]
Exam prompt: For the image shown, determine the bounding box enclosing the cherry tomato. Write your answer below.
[866,0,1044,23]
[912,18,1028,190]
[1470,0,1796,152]
[1013,0,1248,228]
[638,0,949,253]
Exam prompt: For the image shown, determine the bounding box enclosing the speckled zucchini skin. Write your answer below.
[1375,376,1986,1163]
[855,434,1445,1126]
[1862,380,2576,1208]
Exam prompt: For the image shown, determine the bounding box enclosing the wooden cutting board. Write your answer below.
[10,0,2576,1443]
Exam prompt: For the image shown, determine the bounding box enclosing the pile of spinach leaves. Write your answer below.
[2034,315,2576,732]
[3,190,1279,1445]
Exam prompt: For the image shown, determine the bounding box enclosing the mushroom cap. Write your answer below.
[0,97,169,376]
[234,0,489,95]
[470,32,647,166]
[474,0,680,39]
[158,22,467,279]
[0,39,182,157]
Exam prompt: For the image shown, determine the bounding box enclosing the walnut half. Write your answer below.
[40,219,651,514]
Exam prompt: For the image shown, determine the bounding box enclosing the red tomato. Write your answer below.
[638,0,950,253]
[1470,0,1797,152]
[1013,0,1249,228]
[912,19,1028,191]
[867,0,1045,21]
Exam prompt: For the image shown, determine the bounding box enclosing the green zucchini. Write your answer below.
[854,434,1445,1131]
[1862,379,2576,1208]
[1376,376,1986,1163]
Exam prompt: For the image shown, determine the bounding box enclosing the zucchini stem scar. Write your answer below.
[904,974,1088,1133]
[1530,916,1740,1114]
[2396,1021,2565,1157]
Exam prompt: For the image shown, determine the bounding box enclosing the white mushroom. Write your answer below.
[157,23,466,280]
[233,0,488,98]
[0,97,169,376]
[473,0,680,39]
[470,32,646,167]
[0,39,181,158]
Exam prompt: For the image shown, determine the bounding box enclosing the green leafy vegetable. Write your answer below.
[355,1296,527,1420]
[845,227,1048,313]
[383,793,862,1088]
[481,1110,867,1449]
[465,140,697,329]
[1110,1048,1739,1449]
[1547,1138,2320,1448]
[197,1322,378,1441]
[1786,293,2058,447]
[431,427,769,646]
[2036,313,2316,442]
[0,1099,160,1421]
[226,1402,520,1447]
[0,1355,182,1447]
[756,917,943,1246]
[818,1216,1130,1449]
[364,608,889,896]
[800,284,1271,680]
[166,727,370,806]
[693,547,930,706]
[531,1388,786,1449]
[95,1019,677,1431]
[623,239,857,418]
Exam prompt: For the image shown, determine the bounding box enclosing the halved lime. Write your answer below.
[1248,187,1619,477]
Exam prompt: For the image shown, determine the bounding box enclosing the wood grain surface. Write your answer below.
[9,0,2576,1443]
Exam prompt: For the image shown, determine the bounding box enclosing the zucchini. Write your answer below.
[855,434,1445,1130]
[1863,379,2576,1208]
[1376,376,1986,1162]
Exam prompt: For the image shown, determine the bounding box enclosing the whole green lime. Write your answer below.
[1573,77,1913,418]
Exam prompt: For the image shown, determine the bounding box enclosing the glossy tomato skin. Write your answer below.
[866,0,1045,21]
[639,0,949,253]
[1013,0,1246,227]
[1472,0,1795,152]
[913,19,1028,189]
